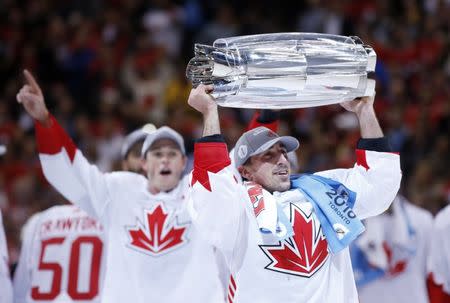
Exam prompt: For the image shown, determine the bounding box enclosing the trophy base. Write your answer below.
[215,79,376,109]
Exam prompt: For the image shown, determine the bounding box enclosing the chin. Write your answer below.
[274,179,290,192]
[161,181,178,192]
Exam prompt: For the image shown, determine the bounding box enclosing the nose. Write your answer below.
[160,154,170,164]
[277,152,289,165]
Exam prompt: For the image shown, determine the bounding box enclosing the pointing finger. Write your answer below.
[23,69,41,94]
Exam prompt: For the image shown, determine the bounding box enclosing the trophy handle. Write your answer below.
[186,44,248,97]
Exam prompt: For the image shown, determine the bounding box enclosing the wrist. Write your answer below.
[38,111,52,127]
[203,105,218,120]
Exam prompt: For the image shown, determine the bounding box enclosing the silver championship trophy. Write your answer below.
[186,33,376,109]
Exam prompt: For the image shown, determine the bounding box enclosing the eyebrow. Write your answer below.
[149,145,180,151]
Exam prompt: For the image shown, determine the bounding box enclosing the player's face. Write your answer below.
[122,141,145,174]
[143,138,186,194]
[240,143,291,193]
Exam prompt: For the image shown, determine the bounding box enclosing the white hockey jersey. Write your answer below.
[13,205,105,303]
[427,204,450,302]
[353,196,433,303]
[189,139,401,303]
[34,116,224,303]
[0,209,13,303]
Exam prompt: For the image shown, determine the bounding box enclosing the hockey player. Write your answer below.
[187,84,402,303]
[16,70,225,302]
[13,205,105,303]
[12,124,165,303]
[351,194,433,303]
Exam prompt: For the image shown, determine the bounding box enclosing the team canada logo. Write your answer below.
[382,242,409,276]
[259,203,329,277]
[126,204,189,256]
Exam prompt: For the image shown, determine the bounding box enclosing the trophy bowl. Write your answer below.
[186,33,376,109]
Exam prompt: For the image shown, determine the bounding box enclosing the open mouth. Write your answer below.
[160,168,172,176]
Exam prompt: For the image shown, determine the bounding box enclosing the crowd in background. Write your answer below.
[0,0,448,264]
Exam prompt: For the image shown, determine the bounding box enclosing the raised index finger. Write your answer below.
[23,69,41,94]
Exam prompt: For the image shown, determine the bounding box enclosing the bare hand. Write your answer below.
[16,70,49,124]
[340,94,375,117]
[187,84,216,115]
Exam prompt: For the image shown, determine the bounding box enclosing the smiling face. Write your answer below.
[239,142,291,193]
[143,138,187,194]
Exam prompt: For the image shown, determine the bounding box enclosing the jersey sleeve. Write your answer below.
[315,137,401,220]
[427,208,450,302]
[0,211,13,303]
[189,136,246,260]
[35,115,111,218]
[12,213,41,303]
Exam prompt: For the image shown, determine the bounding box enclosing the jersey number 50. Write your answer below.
[31,236,103,300]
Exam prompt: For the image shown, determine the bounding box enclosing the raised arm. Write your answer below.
[187,85,246,260]
[317,95,401,219]
[17,70,111,219]
[187,84,220,136]
[340,94,383,138]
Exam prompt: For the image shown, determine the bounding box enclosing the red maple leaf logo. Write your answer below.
[127,204,189,256]
[259,203,329,277]
[383,242,407,276]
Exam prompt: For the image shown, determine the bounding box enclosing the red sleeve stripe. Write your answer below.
[355,149,370,171]
[35,115,77,162]
[191,142,231,191]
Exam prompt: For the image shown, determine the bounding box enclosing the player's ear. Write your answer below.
[238,165,253,181]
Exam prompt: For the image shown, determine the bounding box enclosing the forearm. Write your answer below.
[356,106,383,138]
[202,106,221,136]
[35,115,109,217]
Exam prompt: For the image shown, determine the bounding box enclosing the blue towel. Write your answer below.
[291,174,365,254]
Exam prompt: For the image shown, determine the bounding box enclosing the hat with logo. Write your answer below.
[141,126,186,156]
[234,126,299,167]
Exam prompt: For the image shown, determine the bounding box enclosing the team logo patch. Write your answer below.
[382,242,409,276]
[126,204,189,256]
[259,203,329,277]
[238,145,248,159]
[246,182,265,217]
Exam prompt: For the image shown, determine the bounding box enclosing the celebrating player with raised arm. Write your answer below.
[12,123,175,303]
[16,70,225,303]
[187,84,402,303]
